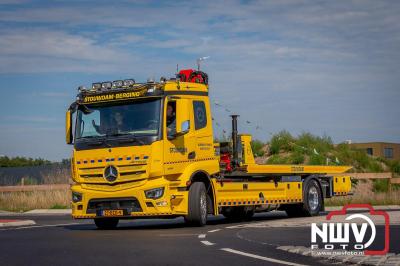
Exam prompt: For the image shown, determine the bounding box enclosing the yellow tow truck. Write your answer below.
[66,69,351,229]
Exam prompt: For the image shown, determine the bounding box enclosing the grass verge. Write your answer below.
[0,189,70,212]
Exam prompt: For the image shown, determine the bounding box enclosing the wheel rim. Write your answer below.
[200,192,207,223]
[308,186,319,211]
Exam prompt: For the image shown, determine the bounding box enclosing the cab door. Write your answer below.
[163,97,196,176]
[192,98,214,160]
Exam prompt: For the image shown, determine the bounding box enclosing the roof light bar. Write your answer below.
[89,78,136,92]
[112,80,123,88]
[123,79,135,87]
[92,83,102,91]
[101,82,112,90]
[78,86,87,92]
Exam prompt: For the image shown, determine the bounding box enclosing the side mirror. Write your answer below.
[66,110,73,144]
[176,120,190,136]
[168,99,190,139]
[176,99,190,136]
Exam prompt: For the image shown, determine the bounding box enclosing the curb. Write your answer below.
[0,219,36,227]
[0,209,72,216]
[24,209,72,214]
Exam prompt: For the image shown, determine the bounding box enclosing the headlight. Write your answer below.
[145,187,164,199]
[72,192,82,203]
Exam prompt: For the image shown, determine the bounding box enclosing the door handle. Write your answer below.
[188,151,196,160]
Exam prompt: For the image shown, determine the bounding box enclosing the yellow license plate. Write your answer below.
[102,210,124,216]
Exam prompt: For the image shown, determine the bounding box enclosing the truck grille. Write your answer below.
[81,180,147,191]
[77,163,147,183]
[87,197,142,214]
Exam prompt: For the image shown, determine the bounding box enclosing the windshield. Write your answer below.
[75,98,161,139]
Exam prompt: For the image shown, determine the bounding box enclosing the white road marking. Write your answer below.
[198,234,206,239]
[159,234,199,237]
[225,224,251,229]
[207,229,221,233]
[220,248,308,266]
[0,222,81,231]
[201,240,215,246]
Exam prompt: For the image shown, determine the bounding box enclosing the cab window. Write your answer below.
[166,101,176,137]
[193,101,207,130]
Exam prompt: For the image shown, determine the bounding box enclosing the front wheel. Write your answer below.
[185,182,208,226]
[94,218,119,229]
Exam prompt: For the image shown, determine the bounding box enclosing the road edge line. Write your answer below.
[220,248,308,266]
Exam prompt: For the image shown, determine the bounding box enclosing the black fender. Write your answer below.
[302,175,325,211]
[189,171,216,215]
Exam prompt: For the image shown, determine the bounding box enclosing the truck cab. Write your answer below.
[67,72,221,228]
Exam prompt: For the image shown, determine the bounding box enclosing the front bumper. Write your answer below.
[71,179,188,219]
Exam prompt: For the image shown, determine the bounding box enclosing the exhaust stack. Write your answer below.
[231,115,239,167]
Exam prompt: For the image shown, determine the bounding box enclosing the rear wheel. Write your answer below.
[94,218,119,229]
[285,178,323,217]
[185,182,208,226]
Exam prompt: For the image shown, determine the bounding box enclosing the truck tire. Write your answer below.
[285,178,323,217]
[185,182,208,226]
[94,218,119,229]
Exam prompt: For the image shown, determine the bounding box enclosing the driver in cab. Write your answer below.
[92,111,131,135]
[166,103,176,138]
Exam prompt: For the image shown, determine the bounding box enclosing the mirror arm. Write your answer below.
[168,129,189,140]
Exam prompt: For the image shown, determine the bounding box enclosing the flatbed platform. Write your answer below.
[243,164,352,175]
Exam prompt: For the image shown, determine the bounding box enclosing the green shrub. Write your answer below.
[267,155,289,164]
[334,144,382,172]
[269,130,294,154]
[289,152,305,164]
[0,156,51,167]
[373,179,389,193]
[367,161,383,172]
[388,160,400,174]
[251,140,265,157]
[266,131,397,176]
[309,154,325,165]
[296,132,333,155]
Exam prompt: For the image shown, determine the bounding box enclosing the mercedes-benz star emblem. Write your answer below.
[104,165,118,182]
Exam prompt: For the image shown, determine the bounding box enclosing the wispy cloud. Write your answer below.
[0,0,399,160]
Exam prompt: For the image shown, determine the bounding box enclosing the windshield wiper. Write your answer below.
[77,136,104,140]
[77,136,110,147]
[108,133,145,145]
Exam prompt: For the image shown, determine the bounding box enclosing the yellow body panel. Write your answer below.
[213,179,303,207]
[244,164,352,175]
[240,134,255,165]
[332,175,352,195]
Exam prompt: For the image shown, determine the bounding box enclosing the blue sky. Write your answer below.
[0,0,399,161]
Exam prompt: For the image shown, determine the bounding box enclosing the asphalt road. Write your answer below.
[0,211,399,266]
